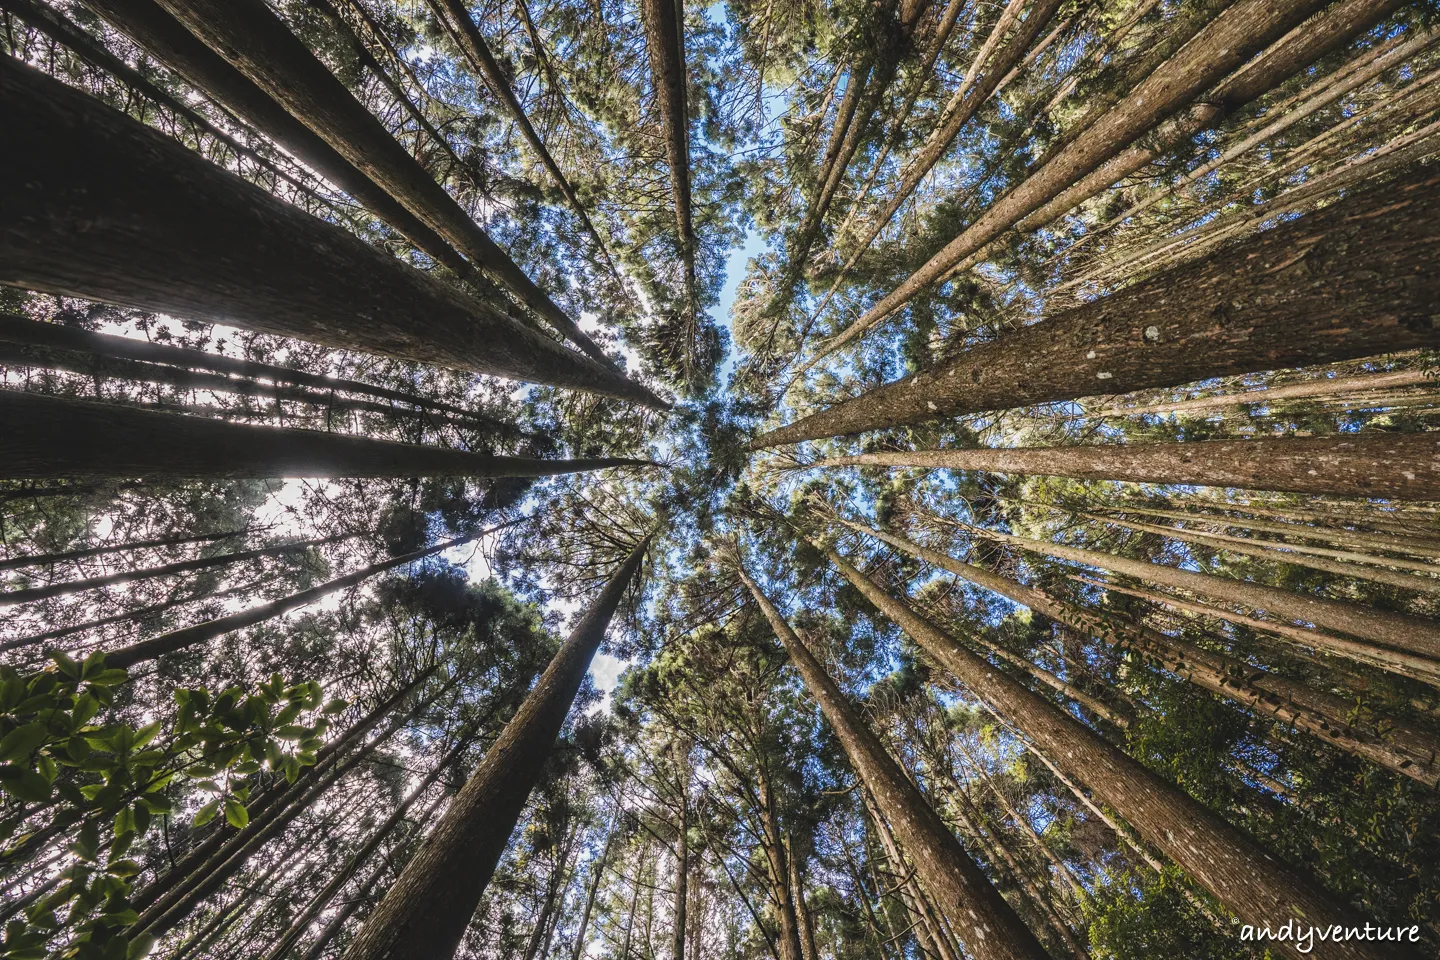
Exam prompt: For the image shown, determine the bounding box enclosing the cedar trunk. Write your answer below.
[800,432,1440,500]
[0,56,652,404]
[739,567,1051,960]
[847,520,1440,786]
[824,546,1401,960]
[753,166,1440,448]
[337,537,649,960]
[0,391,649,481]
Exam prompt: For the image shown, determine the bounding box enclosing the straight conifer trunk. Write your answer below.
[843,519,1440,786]
[640,0,698,307]
[79,0,472,277]
[0,391,651,481]
[0,57,655,405]
[148,0,603,360]
[738,566,1052,960]
[1101,369,1431,417]
[807,0,1332,363]
[0,533,348,607]
[103,529,508,669]
[672,770,689,960]
[941,519,1440,664]
[796,432,1440,500]
[821,545,1400,960]
[338,536,649,960]
[753,167,1440,447]
[0,527,248,573]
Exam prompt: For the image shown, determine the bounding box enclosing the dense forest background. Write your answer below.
[2,0,1440,958]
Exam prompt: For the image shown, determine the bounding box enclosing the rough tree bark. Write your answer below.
[0,314,508,424]
[1100,369,1432,417]
[842,519,1440,787]
[0,56,657,405]
[337,536,649,960]
[796,432,1440,500]
[79,0,472,277]
[802,0,1341,365]
[149,0,609,365]
[739,564,1052,960]
[821,544,1401,960]
[640,0,698,312]
[0,392,651,481]
[937,518,1440,663]
[752,166,1440,447]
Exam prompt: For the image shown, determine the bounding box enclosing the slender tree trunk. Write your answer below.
[523,831,576,960]
[805,0,1343,364]
[754,765,805,960]
[104,529,509,669]
[751,164,1440,447]
[261,746,460,960]
[803,0,1065,334]
[862,790,960,960]
[0,56,654,405]
[0,313,507,425]
[1086,511,1440,595]
[941,518,1440,664]
[740,566,1050,960]
[622,843,649,960]
[797,431,1440,500]
[570,799,624,960]
[1100,368,1428,420]
[786,836,818,960]
[822,544,1403,960]
[0,533,348,606]
[639,0,697,311]
[338,536,649,960]
[672,776,689,960]
[424,0,621,291]
[0,391,651,481]
[0,527,249,573]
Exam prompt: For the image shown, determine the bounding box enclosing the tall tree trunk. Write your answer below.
[739,565,1051,960]
[1085,511,1440,595]
[78,0,472,277]
[0,391,651,481]
[570,799,624,960]
[149,0,603,363]
[338,536,650,960]
[786,837,817,960]
[861,790,960,960]
[0,526,249,573]
[939,518,1440,665]
[423,0,622,292]
[797,432,1440,500]
[0,56,655,406]
[751,164,1440,448]
[105,529,508,669]
[802,0,1065,336]
[0,533,348,607]
[821,543,1402,960]
[1100,368,1431,418]
[621,842,649,960]
[673,772,689,960]
[804,0,1345,365]
[261,739,464,960]
[753,764,804,960]
[849,518,1440,786]
[0,314,508,426]
[640,0,698,314]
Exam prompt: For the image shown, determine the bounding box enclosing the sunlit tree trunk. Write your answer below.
[752,166,1440,447]
[823,543,1401,960]
[740,566,1051,960]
